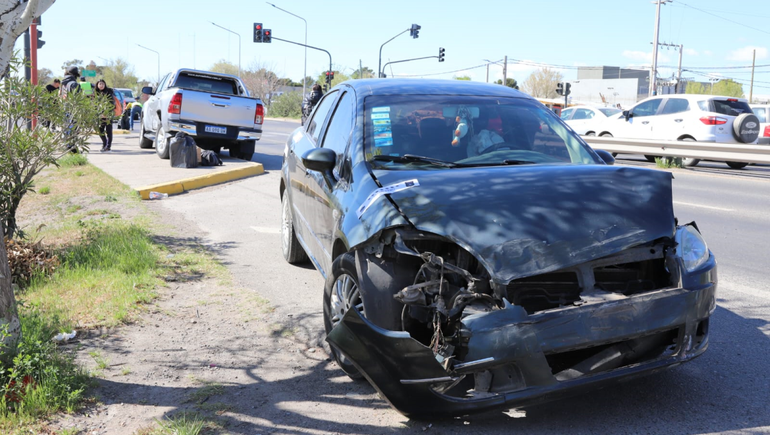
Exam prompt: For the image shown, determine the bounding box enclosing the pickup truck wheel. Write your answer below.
[281,193,308,264]
[155,124,170,159]
[239,140,255,161]
[139,123,153,149]
[228,143,241,159]
[323,253,364,380]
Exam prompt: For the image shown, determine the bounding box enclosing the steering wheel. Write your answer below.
[478,142,515,155]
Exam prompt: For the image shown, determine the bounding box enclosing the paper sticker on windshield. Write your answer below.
[357,179,420,219]
[372,106,390,113]
[372,119,391,126]
[371,113,390,120]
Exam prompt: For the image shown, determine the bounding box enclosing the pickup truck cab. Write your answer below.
[139,69,264,160]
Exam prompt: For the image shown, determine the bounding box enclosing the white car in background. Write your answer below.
[597,94,760,169]
[750,104,770,145]
[560,105,621,136]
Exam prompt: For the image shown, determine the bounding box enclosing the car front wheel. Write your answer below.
[679,138,700,167]
[323,253,364,379]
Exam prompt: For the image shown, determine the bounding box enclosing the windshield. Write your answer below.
[364,96,598,169]
[119,89,134,98]
[599,108,621,117]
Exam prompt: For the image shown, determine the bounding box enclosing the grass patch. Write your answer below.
[58,153,88,167]
[38,186,50,195]
[186,382,224,404]
[148,411,217,435]
[655,156,684,169]
[88,350,109,371]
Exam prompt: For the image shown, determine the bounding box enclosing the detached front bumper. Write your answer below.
[327,279,716,418]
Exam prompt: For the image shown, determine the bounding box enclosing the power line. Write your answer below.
[677,2,770,36]
[394,63,488,77]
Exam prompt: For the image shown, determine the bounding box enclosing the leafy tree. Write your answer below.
[99,58,139,89]
[241,61,283,106]
[301,76,315,87]
[209,60,239,77]
[495,78,519,89]
[37,67,53,85]
[453,75,471,81]
[315,70,350,88]
[269,91,303,118]
[685,81,707,94]
[522,67,564,98]
[712,79,745,98]
[351,66,375,79]
[61,59,83,74]
[0,0,58,359]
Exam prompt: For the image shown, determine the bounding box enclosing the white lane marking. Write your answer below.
[251,226,281,234]
[673,201,733,212]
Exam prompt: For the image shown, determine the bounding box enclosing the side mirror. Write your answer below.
[302,147,336,173]
[623,110,631,121]
[141,86,155,96]
[594,149,615,165]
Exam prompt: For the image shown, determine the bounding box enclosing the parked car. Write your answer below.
[597,94,759,168]
[115,87,136,105]
[560,105,621,136]
[280,79,717,418]
[139,69,263,160]
[750,104,770,145]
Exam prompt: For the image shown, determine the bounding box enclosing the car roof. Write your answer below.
[337,78,534,100]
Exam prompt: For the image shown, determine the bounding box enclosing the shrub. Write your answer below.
[268,91,302,118]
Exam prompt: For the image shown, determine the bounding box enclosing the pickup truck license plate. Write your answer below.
[204,125,227,135]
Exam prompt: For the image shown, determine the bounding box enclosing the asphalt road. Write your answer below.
[136,119,770,433]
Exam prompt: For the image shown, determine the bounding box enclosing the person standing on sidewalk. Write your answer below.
[94,79,116,152]
[79,77,94,97]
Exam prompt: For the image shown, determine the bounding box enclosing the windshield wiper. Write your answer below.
[452,159,537,168]
[502,159,536,165]
[371,154,458,168]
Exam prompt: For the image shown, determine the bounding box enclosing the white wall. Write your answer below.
[568,78,639,108]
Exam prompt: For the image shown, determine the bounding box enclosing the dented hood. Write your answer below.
[373,165,675,284]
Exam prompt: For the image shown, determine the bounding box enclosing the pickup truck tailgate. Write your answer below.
[177,90,258,129]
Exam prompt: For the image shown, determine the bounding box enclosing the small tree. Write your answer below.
[685,81,707,94]
[100,58,139,89]
[209,60,239,77]
[495,78,519,89]
[269,91,303,118]
[712,79,745,98]
[522,67,564,98]
[351,66,375,79]
[316,70,349,88]
[37,67,53,85]
[241,61,283,106]
[453,75,471,81]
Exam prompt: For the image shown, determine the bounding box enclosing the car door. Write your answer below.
[305,90,356,274]
[616,98,662,139]
[568,108,595,135]
[653,97,690,140]
[145,73,170,132]
[287,90,340,270]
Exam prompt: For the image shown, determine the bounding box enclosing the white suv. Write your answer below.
[750,104,770,145]
[597,94,759,168]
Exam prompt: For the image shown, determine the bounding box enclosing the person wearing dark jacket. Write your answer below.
[94,79,116,152]
[60,67,81,97]
[45,79,60,93]
[301,84,323,126]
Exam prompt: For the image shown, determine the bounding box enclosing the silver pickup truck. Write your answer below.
[139,69,263,160]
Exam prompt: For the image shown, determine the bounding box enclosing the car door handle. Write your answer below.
[674,119,683,123]
[641,121,649,125]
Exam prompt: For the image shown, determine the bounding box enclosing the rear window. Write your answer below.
[710,99,752,116]
[173,72,238,95]
[752,107,767,123]
[598,108,620,116]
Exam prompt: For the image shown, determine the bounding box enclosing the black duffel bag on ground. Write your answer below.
[169,132,199,168]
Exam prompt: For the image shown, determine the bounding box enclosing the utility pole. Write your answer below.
[650,0,670,97]
[502,55,508,87]
[486,63,489,83]
[750,49,756,103]
[676,44,683,94]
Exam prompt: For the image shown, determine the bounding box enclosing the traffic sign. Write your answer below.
[82,70,96,77]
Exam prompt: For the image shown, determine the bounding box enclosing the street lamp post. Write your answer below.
[136,44,160,84]
[379,26,416,78]
[211,22,241,77]
[267,2,307,97]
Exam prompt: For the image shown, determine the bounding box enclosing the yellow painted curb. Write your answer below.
[136,162,264,200]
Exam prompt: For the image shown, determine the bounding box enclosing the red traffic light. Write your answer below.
[256,24,262,30]
[264,30,270,36]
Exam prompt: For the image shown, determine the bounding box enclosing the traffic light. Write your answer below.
[36,29,44,49]
[438,47,445,62]
[564,82,571,96]
[253,23,263,43]
[325,71,335,84]
[410,24,421,39]
[556,82,564,96]
[263,29,272,43]
[323,84,328,92]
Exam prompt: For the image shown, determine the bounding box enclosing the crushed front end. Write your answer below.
[327,225,717,418]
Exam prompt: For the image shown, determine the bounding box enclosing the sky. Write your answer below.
[20,0,770,98]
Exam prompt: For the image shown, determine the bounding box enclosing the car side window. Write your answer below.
[573,109,594,120]
[660,98,690,115]
[307,91,339,142]
[631,99,662,117]
[156,73,170,92]
[320,91,355,169]
[560,108,573,120]
[753,108,767,123]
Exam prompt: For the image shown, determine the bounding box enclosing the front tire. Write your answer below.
[281,193,308,264]
[155,124,170,159]
[679,137,699,167]
[323,253,364,379]
[139,122,153,149]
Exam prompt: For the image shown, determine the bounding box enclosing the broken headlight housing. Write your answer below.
[676,225,709,272]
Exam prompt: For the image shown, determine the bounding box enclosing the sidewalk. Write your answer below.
[84,129,264,199]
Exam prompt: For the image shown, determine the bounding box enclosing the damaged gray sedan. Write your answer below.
[279,79,716,418]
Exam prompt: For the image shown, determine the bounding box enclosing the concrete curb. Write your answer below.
[135,162,265,200]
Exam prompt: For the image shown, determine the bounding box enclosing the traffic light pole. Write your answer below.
[378,29,410,78]
[270,36,332,86]
[30,22,38,85]
[381,56,438,77]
